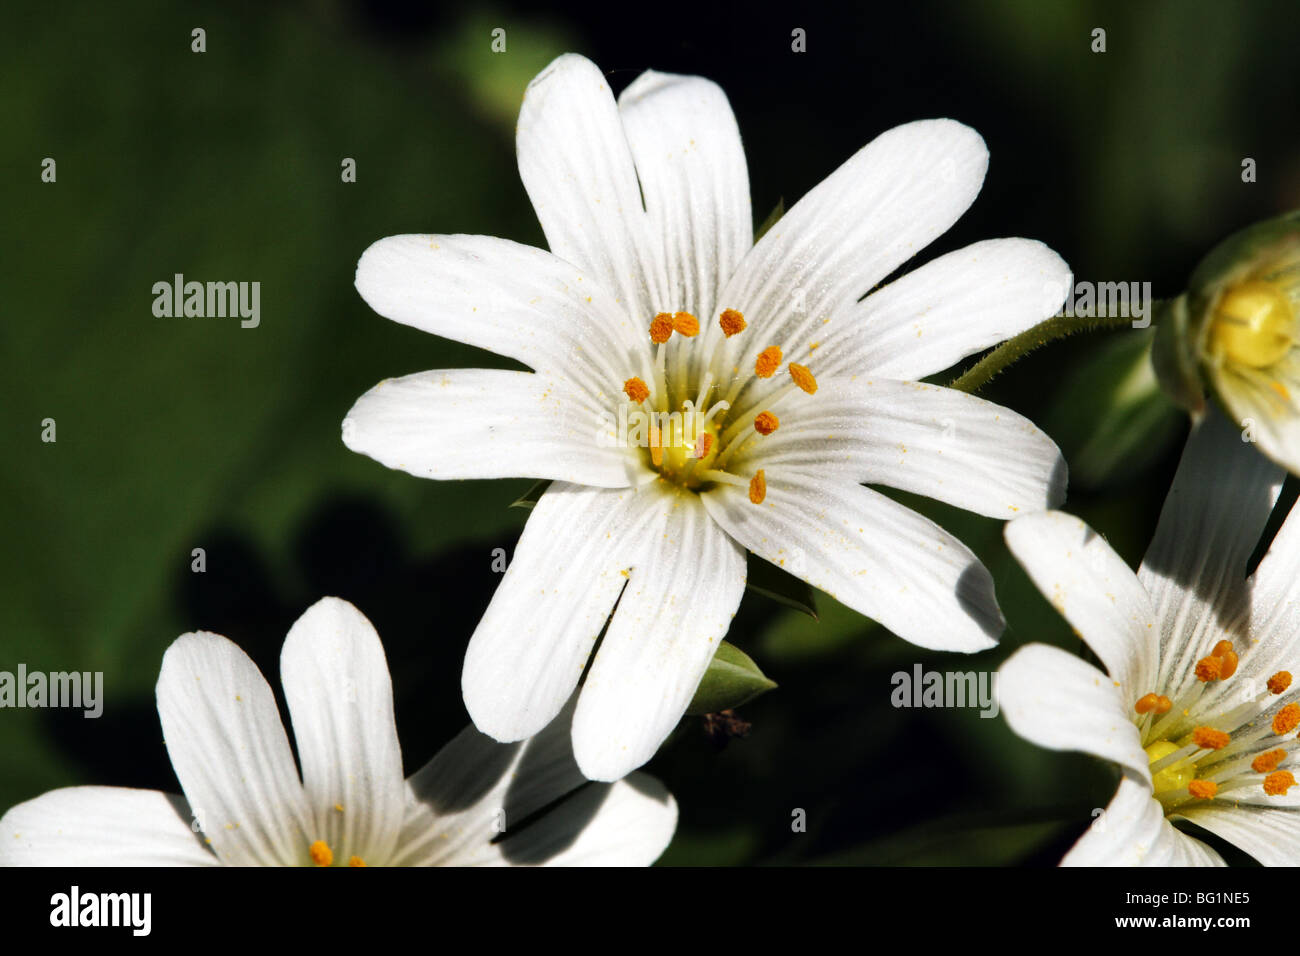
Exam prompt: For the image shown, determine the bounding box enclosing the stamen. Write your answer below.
[788,362,818,394]
[1135,693,1171,715]
[754,411,779,435]
[1269,671,1293,694]
[1273,703,1300,735]
[309,840,333,867]
[624,377,650,404]
[1187,780,1218,799]
[1253,749,1287,773]
[755,346,782,378]
[348,856,367,867]
[1264,770,1296,795]
[671,311,700,337]
[1195,656,1224,682]
[1192,726,1231,750]
[1156,695,1172,714]
[649,313,674,344]
[649,426,663,467]
[748,469,767,505]
[694,432,714,459]
[719,309,746,337]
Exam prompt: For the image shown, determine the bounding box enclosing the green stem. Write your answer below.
[948,310,1148,394]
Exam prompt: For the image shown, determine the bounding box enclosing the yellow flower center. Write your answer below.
[1206,279,1295,369]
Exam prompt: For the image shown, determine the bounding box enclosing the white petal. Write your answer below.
[494,774,677,866]
[702,119,987,405]
[821,238,1071,381]
[343,368,637,487]
[1138,407,1283,699]
[617,69,751,323]
[280,598,406,866]
[0,786,218,866]
[572,489,747,780]
[998,643,1150,782]
[517,54,667,324]
[1062,774,1224,866]
[1004,511,1156,695]
[1242,486,1300,672]
[1178,804,1300,866]
[461,482,658,743]
[156,632,314,866]
[734,378,1066,518]
[353,233,649,393]
[701,472,1002,651]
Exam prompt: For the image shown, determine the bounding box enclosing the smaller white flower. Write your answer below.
[999,409,1300,865]
[0,598,676,867]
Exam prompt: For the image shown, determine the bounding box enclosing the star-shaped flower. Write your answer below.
[0,598,676,866]
[344,53,1070,780]
[999,410,1300,865]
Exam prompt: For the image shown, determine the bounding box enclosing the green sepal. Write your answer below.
[509,479,550,510]
[686,641,778,716]
[754,198,785,242]
[746,555,818,619]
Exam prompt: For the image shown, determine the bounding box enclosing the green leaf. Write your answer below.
[510,479,550,510]
[754,198,785,242]
[686,641,778,716]
[745,555,818,619]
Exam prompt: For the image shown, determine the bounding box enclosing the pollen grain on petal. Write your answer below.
[1269,671,1293,694]
[748,469,767,505]
[1192,726,1231,750]
[1264,770,1296,796]
[348,856,367,867]
[754,411,779,435]
[649,313,674,344]
[1253,748,1287,774]
[309,840,334,867]
[1273,702,1300,736]
[623,377,650,404]
[672,311,700,337]
[1187,780,1218,799]
[789,362,818,394]
[719,308,747,337]
[755,346,782,378]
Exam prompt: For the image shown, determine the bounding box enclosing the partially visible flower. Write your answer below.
[344,52,1071,780]
[1154,210,1300,472]
[0,598,676,867]
[998,409,1300,865]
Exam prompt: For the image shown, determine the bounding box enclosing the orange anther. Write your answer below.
[309,840,333,867]
[623,377,649,404]
[671,311,700,337]
[1193,726,1231,750]
[649,313,674,344]
[1269,671,1293,694]
[755,346,782,378]
[1135,693,1161,715]
[748,469,767,505]
[1264,770,1296,796]
[754,411,779,435]
[694,432,714,459]
[1155,695,1173,714]
[1187,780,1218,799]
[1212,640,1234,658]
[1195,656,1223,682]
[348,856,367,867]
[1274,703,1300,736]
[788,362,818,394]
[1253,749,1286,774]
[719,309,747,337]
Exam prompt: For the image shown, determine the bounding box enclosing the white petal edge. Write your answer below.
[1062,774,1224,866]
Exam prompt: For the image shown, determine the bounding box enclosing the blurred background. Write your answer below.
[2,0,1299,865]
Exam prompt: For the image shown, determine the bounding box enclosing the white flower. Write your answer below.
[0,598,676,867]
[344,53,1071,780]
[999,409,1300,865]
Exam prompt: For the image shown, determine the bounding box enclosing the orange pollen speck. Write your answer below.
[1135,693,1161,715]
[309,840,333,867]
[1273,703,1300,736]
[1187,780,1218,799]
[748,470,767,505]
[695,432,714,458]
[1269,671,1293,694]
[754,411,779,435]
[348,856,367,867]
[623,377,649,404]
[1253,749,1287,774]
[1193,726,1231,750]
[649,313,674,344]
[1264,770,1296,796]
[789,363,818,394]
[671,311,700,337]
[1195,656,1223,682]
[755,346,782,378]
[719,309,747,337]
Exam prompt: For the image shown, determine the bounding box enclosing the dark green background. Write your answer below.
[3,0,1298,864]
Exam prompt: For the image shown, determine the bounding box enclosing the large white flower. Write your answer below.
[344,53,1071,780]
[999,410,1300,865]
[0,598,676,867]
